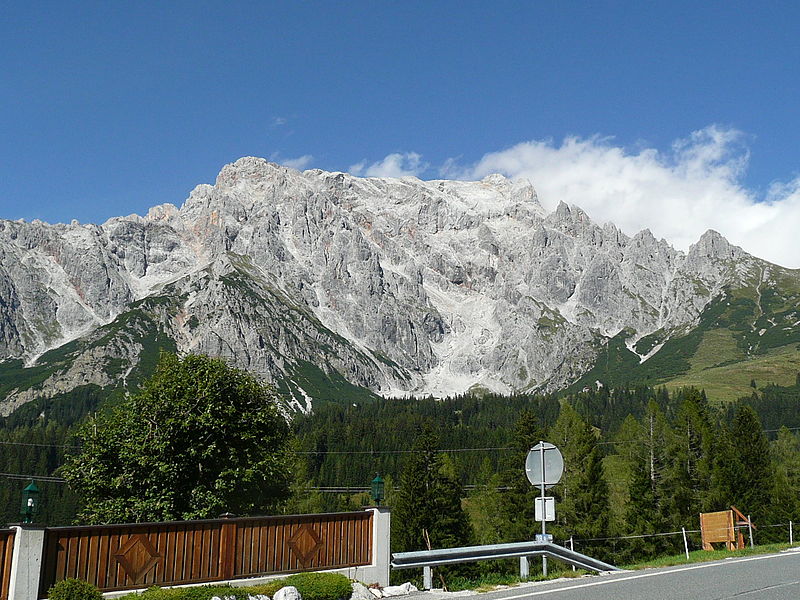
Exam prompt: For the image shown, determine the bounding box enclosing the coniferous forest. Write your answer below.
[292,384,800,564]
[3,378,800,567]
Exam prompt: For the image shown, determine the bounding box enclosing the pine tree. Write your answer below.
[496,409,545,541]
[465,458,506,544]
[550,404,609,543]
[663,389,714,524]
[391,428,472,553]
[770,427,800,525]
[621,401,674,559]
[728,405,777,527]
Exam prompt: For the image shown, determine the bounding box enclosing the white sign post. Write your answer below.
[525,441,564,577]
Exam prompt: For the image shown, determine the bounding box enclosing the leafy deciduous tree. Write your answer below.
[62,353,293,524]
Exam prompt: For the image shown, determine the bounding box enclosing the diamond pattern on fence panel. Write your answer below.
[234,512,373,577]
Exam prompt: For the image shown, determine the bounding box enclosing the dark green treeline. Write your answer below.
[0,385,100,524]
[3,377,800,555]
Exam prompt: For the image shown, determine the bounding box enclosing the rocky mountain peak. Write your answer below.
[689,229,744,261]
[0,157,778,413]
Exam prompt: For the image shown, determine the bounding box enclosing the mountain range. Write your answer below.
[2,157,799,415]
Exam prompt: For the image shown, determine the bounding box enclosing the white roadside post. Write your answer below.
[570,536,575,571]
[519,555,529,578]
[682,527,690,560]
[423,566,432,590]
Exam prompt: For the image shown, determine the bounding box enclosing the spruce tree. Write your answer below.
[465,458,506,544]
[392,428,472,553]
[550,404,609,543]
[770,427,800,526]
[728,405,776,526]
[621,401,674,558]
[663,389,714,524]
[624,454,671,560]
[497,409,545,541]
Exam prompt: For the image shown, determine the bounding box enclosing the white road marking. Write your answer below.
[496,552,800,598]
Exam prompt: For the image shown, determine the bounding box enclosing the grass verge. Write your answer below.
[624,543,797,570]
[444,568,588,592]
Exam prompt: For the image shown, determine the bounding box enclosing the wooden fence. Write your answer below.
[38,512,372,596]
[0,529,14,600]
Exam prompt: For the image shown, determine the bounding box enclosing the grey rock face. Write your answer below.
[0,157,777,410]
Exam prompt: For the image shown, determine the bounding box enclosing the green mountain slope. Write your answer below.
[0,256,386,416]
[568,267,800,401]
[0,295,179,415]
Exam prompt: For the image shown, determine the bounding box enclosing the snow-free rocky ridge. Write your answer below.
[1,157,798,414]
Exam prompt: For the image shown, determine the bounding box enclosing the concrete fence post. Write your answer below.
[367,507,391,587]
[8,524,46,600]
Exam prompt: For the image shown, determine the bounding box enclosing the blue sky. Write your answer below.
[3,2,800,265]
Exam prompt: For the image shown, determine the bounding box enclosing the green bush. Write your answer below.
[249,572,353,600]
[129,587,183,600]
[177,585,249,600]
[127,584,248,600]
[47,578,103,600]
[119,572,353,600]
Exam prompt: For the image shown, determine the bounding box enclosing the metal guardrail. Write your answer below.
[392,541,619,589]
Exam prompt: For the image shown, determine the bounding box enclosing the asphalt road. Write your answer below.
[445,549,800,600]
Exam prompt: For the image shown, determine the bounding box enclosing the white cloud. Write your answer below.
[271,116,288,127]
[281,154,314,170]
[348,160,366,176]
[349,152,428,178]
[442,126,800,268]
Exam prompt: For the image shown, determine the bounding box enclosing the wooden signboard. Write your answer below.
[700,506,753,551]
[700,510,736,550]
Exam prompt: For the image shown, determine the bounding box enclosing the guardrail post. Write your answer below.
[519,556,529,579]
[8,524,46,600]
[367,506,391,587]
[423,566,432,590]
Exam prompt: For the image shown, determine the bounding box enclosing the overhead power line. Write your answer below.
[295,446,512,455]
[0,440,80,449]
[304,485,514,493]
[0,472,66,483]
